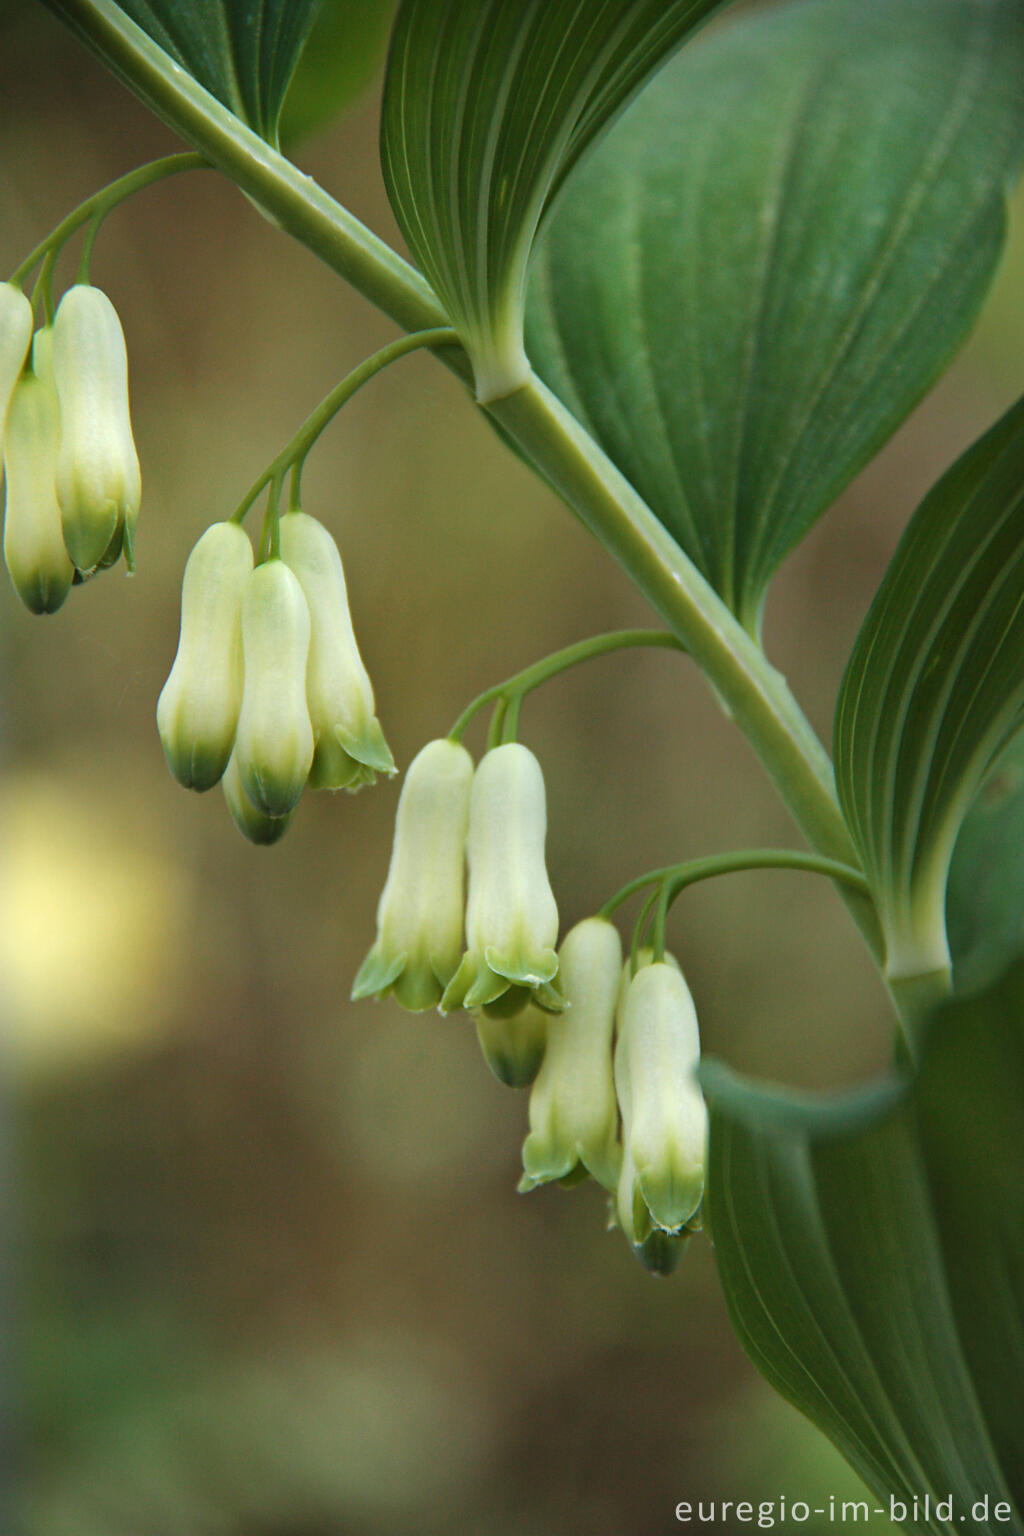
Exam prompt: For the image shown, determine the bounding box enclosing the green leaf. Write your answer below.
[280,0,398,145]
[834,393,1024,987]
[526,0,1024,632]
[380,0,731,404]
[44,0,324,144]
[946,735,1024,994]
[703,960,1024,1531]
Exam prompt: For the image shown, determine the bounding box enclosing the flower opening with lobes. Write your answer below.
[441,742,561,1015]
[352,737,474,1011]
[614,957,707,1275]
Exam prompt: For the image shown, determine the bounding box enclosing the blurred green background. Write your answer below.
[2,3,1023,1533]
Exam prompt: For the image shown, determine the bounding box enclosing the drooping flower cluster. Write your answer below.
[354,740,561,1019]
[1,281,139,613]
[157,509,393,842]
[354,736,707,1273]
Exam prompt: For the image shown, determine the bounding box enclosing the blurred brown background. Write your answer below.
[2,3,1022,1533]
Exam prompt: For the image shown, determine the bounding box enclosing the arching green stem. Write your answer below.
[230,326,458,525]
[602,849,871,921]
[448,629,684,743]
[8,151,208,287]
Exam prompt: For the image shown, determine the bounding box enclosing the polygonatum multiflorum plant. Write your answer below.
[4,0,1024,1527]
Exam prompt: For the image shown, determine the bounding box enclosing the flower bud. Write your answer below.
[0,283,33,471]
[614,961,707,1244]
[2,337,74,614]
[221,748,292,845]
[51,284,140,573]
[520,917,622,1191]
[352,737,473,1011]
[440,743,561,1014]
[475,998,547,1088]
[156,522,253,790]
[233,559,314,818]
[278,510,394,791]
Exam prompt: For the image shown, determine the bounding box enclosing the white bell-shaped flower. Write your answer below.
[353,737,474,1011]
[2,333,74,614]
[441,743,561,1014]
[233,559,314,819]
[157,522,253,791]
[615,960,707,1246]
[51,284,140,574]
[279,509,394,790]
[520,916,622,1191]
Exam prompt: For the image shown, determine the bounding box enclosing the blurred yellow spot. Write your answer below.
[0,771,189,1077]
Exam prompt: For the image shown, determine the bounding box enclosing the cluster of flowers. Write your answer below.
[157,511,394,842]
[354,739,707,1273]
[0,281,140,614]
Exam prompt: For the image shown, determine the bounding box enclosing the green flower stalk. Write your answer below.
[614,960,707,1257]
[474,999,548,1088]
[353,737,474,1011]
[233,559,314,818]
[278,509,395,790]
[520,917,622,1191]
[0,282,33,464]
[51,284,140,574]
[157,521,253,791]
[2,334,74,614]
[441,744,561,1014]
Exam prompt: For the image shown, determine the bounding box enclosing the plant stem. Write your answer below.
[8,151,207,286]
[600,849,871,920]
[448,629,684,743]
[493,377,882,961]
[43,0,451,338]
[230,327,458,524]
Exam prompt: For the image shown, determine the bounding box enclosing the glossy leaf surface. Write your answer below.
[45,0,323,144]
[527,0,1024,630]
[703,961,1024,1531]
[380,0,730,401]
[835,393,1024,982]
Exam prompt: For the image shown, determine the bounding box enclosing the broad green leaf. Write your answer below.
[44,0,324,145]
[380,0,731,403]
[527,0,1024,633]
[834,393,1024,985]
[703,960,1024,1532]
[280,0,398,145]
[946,735,1024,994]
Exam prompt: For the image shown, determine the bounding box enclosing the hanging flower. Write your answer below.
[352,737,474,1011]
[2,333,74,614]
[51,284,140,574]
[614,959,707,1266]
[441,743,561,1014]
[233,558,314,818]
[157,521,253,791]
[279,509,395,790]
[520,916,622,1190]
